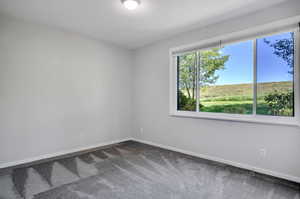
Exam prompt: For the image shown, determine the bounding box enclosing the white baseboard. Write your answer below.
[0,138,132,169]
[2,137,300,184]
[132,138,300,184]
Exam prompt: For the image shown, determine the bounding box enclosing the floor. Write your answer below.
[0,141,299,199]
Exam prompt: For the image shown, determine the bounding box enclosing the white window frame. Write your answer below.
[169,26,300,126]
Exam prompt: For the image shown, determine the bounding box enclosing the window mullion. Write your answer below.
[253,39,257,115]
[176,56,179,111]
[196,51,200,112]
[294,30,299,120]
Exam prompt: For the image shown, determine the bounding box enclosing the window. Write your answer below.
[170,29,299,125]
[256,32,295,117]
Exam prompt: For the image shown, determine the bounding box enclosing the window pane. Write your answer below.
[177,52,197,111]
[256,32,294,116]
[199,41,253,114]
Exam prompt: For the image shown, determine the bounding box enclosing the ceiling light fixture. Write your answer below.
[121,0,140,10]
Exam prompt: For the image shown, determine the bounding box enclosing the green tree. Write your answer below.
[264,32,294,74]
[264,90,293,116]
[178,49,229,99]
[178,48,229,111]
[199,48,229,87]
[178,53,197,99]
[263,32,294,116]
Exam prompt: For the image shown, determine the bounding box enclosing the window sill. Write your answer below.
[170,111,300,127]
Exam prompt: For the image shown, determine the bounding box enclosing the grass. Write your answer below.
[200,81,292,101]
[182,81,293,115]
[201,100,270,115]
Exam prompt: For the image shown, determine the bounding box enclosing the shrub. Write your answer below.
[264,90,293,116]
[177,91,203,111]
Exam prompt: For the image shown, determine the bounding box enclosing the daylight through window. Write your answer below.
[173,30,298,123]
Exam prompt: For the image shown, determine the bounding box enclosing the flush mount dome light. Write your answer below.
[121,0,140,10]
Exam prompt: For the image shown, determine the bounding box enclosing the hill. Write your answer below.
[200,81,293,102]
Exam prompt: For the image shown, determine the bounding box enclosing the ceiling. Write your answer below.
[0,0,289,49]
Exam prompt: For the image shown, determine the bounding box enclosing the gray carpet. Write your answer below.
[0,141,299,199]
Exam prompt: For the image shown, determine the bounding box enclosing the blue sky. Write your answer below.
[215,32,293,85]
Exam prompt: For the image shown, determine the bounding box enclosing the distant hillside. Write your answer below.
[200,81,293,101]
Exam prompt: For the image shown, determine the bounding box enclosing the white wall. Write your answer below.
[1,0,300,183]
[0,16,133,166]
[132,1,300,182]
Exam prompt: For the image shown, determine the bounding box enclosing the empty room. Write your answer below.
[0,0,300,198]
